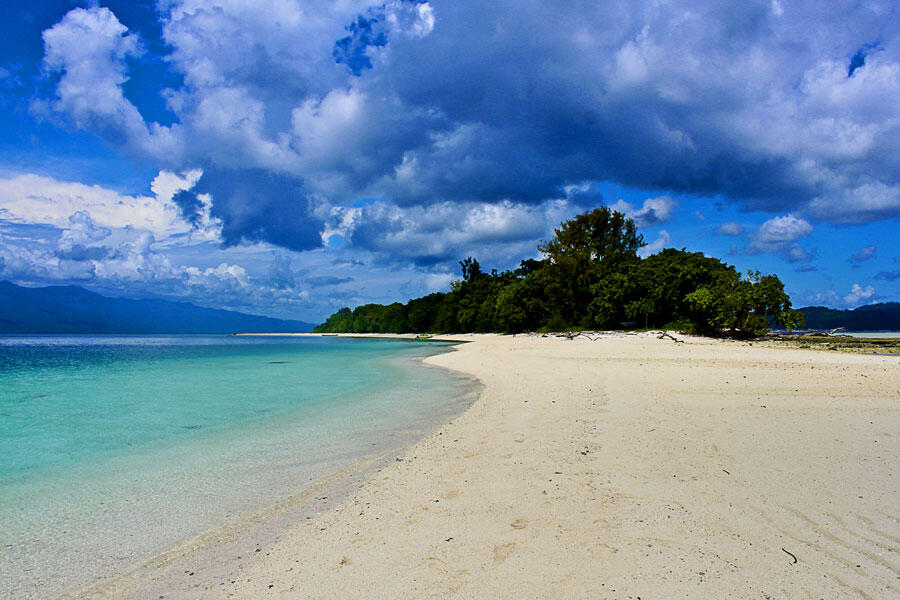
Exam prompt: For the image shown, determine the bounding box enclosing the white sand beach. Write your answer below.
[72,333,899,599]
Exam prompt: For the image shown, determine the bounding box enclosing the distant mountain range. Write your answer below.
[0,281,314,334]
[798,302,900,331]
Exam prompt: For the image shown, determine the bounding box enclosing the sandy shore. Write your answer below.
[74,333,898,599]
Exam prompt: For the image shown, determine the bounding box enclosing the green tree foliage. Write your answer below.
[686,270,802,337]
[536,208,644,328]
[313,209,802,338]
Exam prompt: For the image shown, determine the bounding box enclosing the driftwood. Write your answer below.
[556,331,602,341]
[657,331,684,343]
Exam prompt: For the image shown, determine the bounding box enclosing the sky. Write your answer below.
[0,0,898,321]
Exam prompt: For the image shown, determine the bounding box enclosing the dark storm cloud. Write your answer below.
[194,168,324,251]
[171,189,204,227]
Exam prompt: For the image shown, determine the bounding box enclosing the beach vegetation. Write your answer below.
[314,208,803,338]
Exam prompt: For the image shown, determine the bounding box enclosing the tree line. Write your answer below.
[315,208,803,337]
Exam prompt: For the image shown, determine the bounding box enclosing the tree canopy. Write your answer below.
[314,208,802,338]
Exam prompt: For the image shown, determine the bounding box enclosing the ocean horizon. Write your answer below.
[0,334,479,599]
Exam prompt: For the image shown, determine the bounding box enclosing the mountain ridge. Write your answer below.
[797,302,900,331]
[0,281,313,334]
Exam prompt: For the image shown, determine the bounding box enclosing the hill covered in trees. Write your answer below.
[798,303,900,331]
[316,208,802,338]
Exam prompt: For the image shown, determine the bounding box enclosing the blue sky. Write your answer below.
[0,0,898,321]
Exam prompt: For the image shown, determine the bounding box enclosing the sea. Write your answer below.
[839,331,900,339]
[0,334,478,599]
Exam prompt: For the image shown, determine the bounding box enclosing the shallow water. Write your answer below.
[838,331,900,339]
[0,335,478,599]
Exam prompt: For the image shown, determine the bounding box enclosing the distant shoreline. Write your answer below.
[236,329,900,354]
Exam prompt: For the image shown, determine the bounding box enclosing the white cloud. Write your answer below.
[0,171,219,242]
[38,7,182,161]
[806,181,900,224]
[150,169,203,205]
[0,233,96,282]
[58,210,111,247]
[755,215,813,244]
[610,195,677,227]
[747,214,813,258]
[844,283,876,307]
[638,230,671,258]
[342,198,574,266]
[423,271,453,292]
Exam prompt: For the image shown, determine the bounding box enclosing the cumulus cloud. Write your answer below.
[610,195,677,227]
[0,231,97,282]
[37,7,182,161]
[31,0,900,257]
[844,283,876,307]
[850,245,876,262]
[747,214,814,261]
[753,215,814,246]
[0,171,218,241]
[55,211,112,261]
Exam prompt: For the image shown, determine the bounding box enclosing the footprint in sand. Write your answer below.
[493,542,517,564]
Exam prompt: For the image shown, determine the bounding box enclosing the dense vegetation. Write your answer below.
[799,303,900,331]
[316,208,803,338]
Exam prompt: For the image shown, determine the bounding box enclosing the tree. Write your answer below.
[686,270,802,337]
[535,208,645,328]
[459,257,482,283]
[625,297,655,329]
[406,293,448,332]
[538,207,644,265]
[625,249,732,329]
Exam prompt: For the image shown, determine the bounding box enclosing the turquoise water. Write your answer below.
[0,335,477,598]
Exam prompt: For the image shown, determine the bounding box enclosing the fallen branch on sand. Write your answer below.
[557,332,602,341]
[781,547,798,564]
[658,331,684,343]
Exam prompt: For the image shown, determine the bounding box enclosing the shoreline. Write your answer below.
[72,333,899,598]
[15,337,478,600]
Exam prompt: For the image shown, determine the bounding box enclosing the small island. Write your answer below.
[317,208,802,338]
